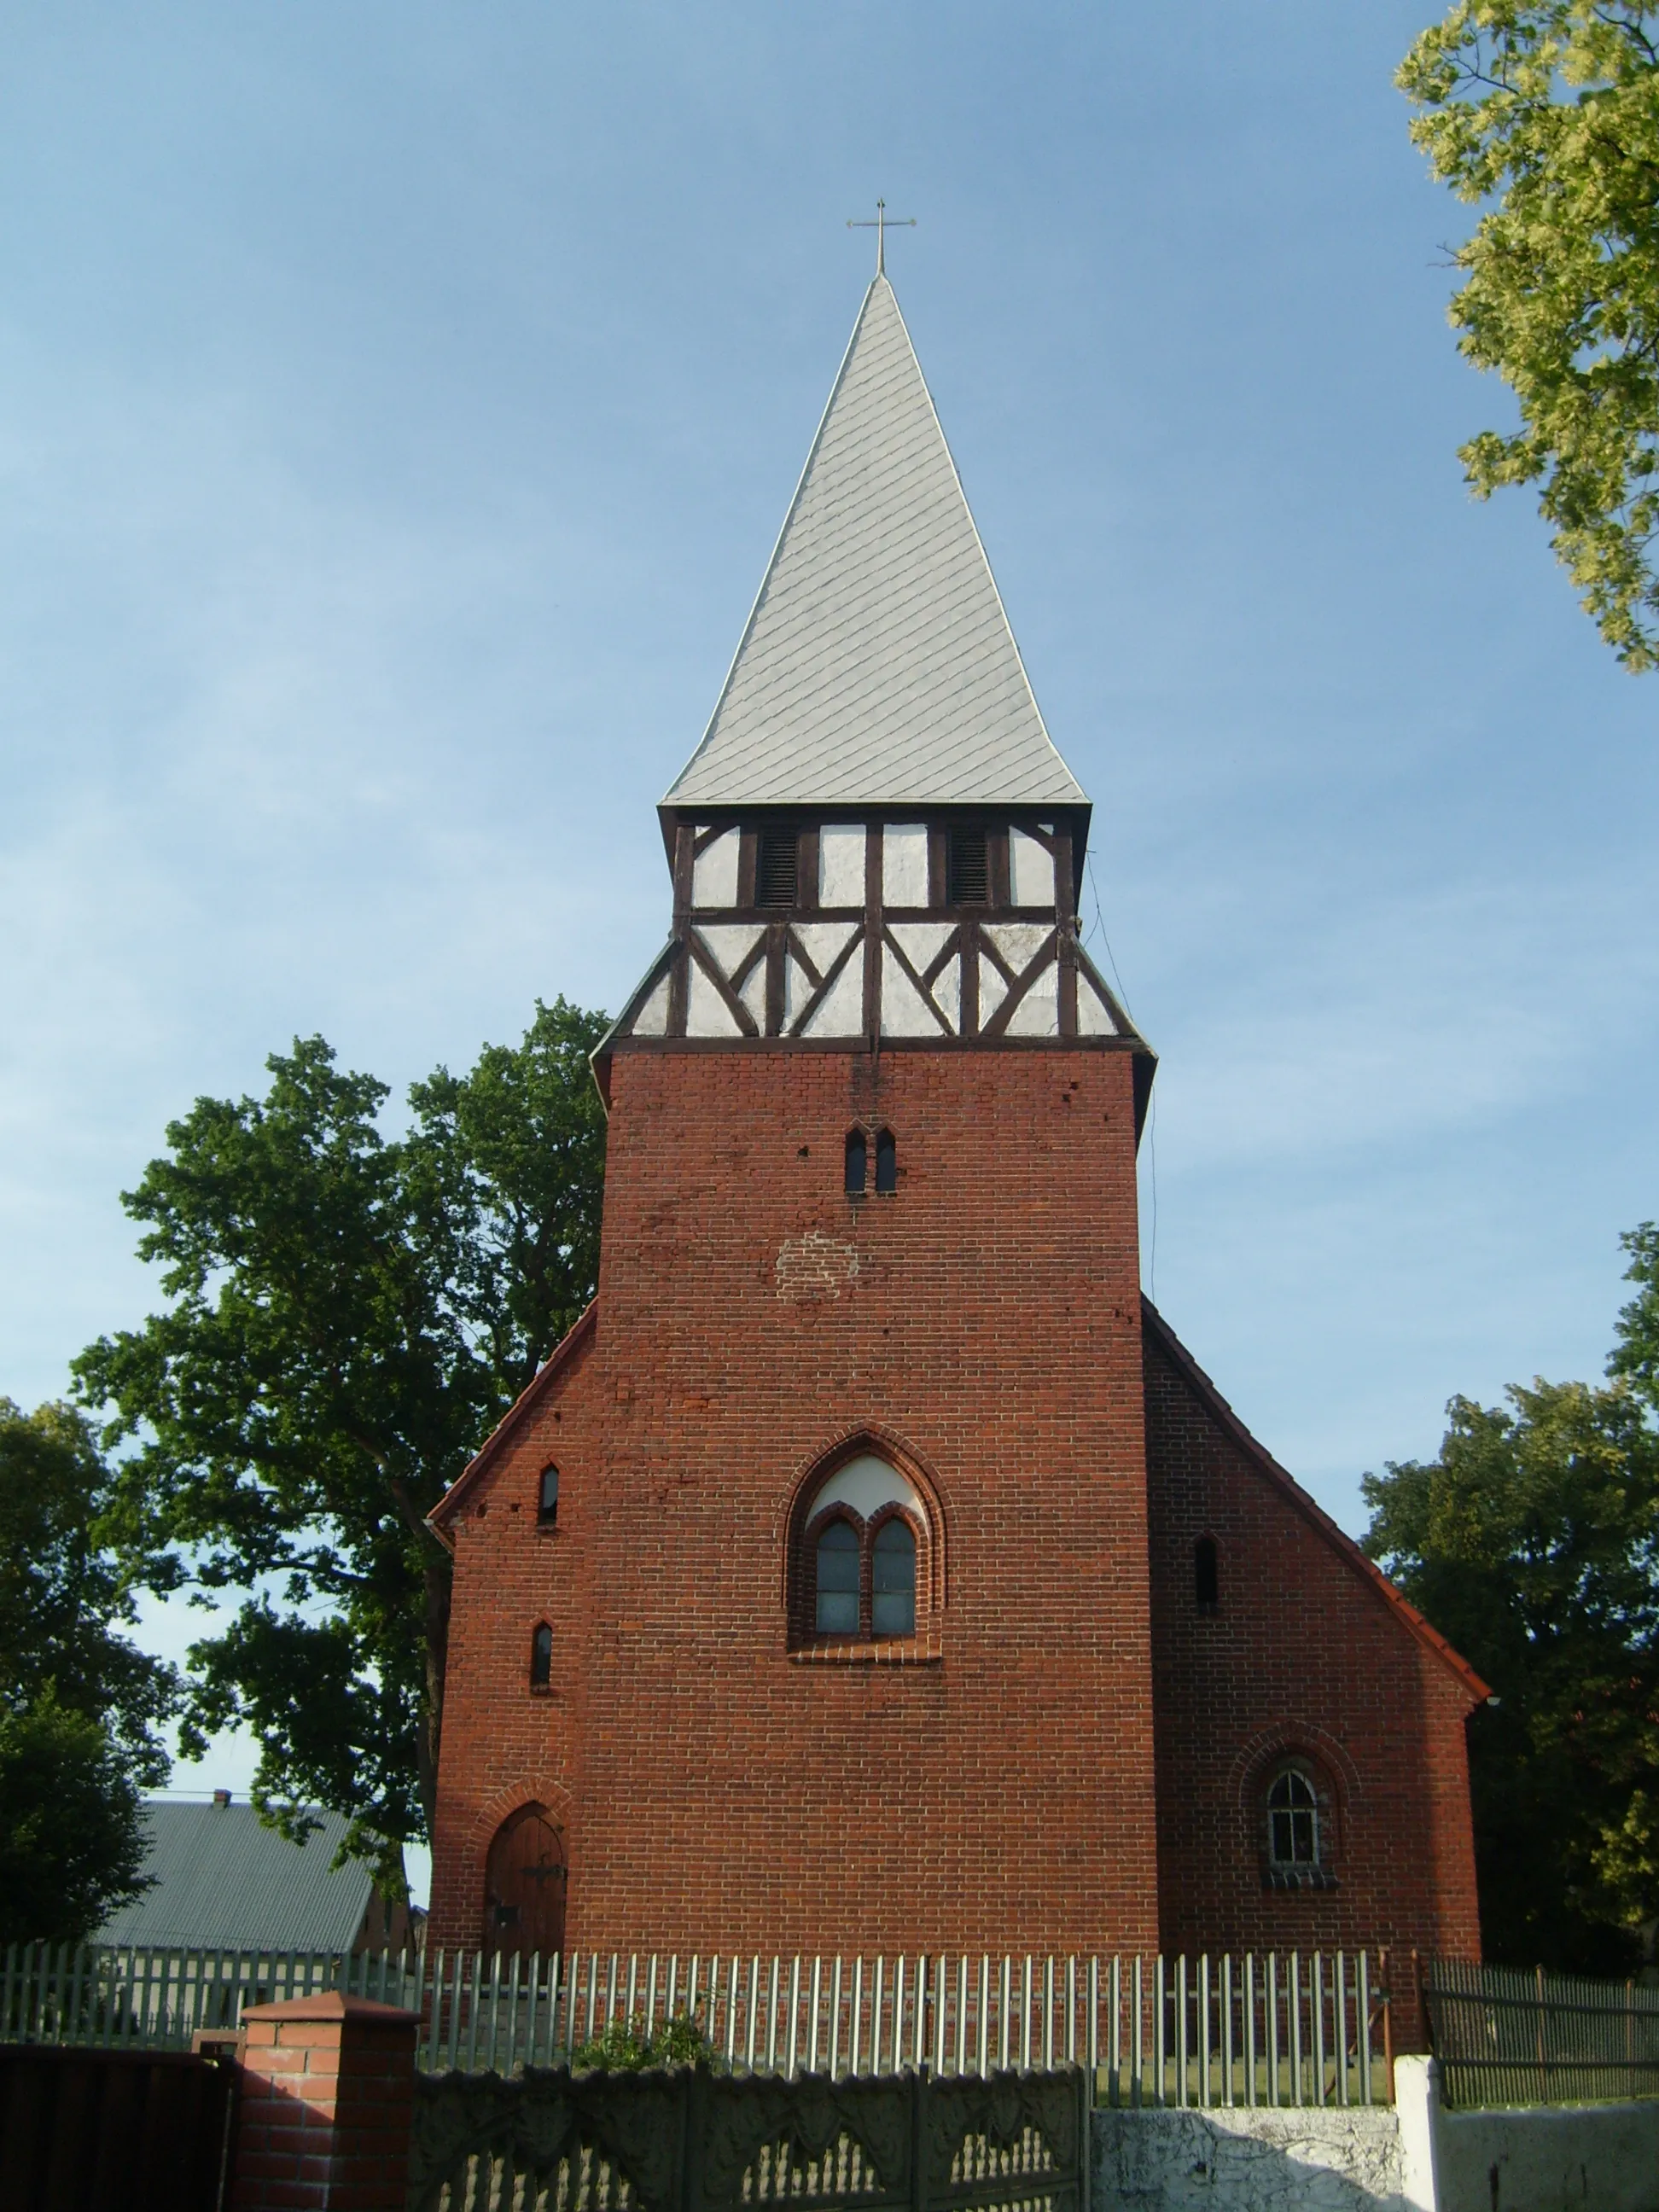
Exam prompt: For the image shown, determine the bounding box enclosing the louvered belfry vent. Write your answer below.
[948,827,988,905]
[757,829,798,908]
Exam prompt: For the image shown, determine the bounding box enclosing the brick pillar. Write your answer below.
[231,1990,418,2211]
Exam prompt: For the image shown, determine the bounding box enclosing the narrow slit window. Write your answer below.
[757,828,799,908]
[529,1623,552,1689]
[845,1128,868,1196]
[948,826,988,905]
[538,1465,560,1525]
[871,1517,916,1638]
[875,1128,897,1196]
[1195,1536,1219,1611]
[815,1518,860,1635]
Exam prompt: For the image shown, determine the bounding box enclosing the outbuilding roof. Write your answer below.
[663,274,1086,812]
[97,1801,373,1953]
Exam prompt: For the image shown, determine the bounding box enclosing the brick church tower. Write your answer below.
[428,270,1488,1971]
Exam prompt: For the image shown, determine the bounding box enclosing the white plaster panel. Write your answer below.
[783,951,827,1029]
[929,955,961,1034]
[696,923,764,975]
[800,955,864,1036]
[978,958,1007,1027]
[888,921,953,975]
[793,921,859,978]
[686,959,742,1036]
[1010,828,1055,909]
[1004,962,1059,1036]
[818,826,866,908]
[882,824,929,908]
[984,922,1051,975]
[630,972,671,1037]
[1076,971,1118,1036]
[740,959,768,1031]
[810,1453,923,1524]
[1093,2107,1406,2212]
[881,954,941,1037]
[691,828,740,909]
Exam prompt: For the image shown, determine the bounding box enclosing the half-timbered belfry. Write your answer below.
[427,269,1487,1975]
[614,270,1141,1087]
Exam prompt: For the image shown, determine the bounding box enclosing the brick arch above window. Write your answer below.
[1226,1720,1361,1819]
[780,1427,948,1653]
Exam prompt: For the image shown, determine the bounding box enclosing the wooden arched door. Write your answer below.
[483,1802,567,1957]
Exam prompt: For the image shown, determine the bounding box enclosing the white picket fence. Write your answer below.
[0,1941,1391,2105]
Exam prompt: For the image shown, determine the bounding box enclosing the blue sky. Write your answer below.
[3,4,1656,1871]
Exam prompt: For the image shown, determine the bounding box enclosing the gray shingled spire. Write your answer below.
[663,274,1087,811]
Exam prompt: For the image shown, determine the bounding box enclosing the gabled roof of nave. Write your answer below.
[663,273,1088,813]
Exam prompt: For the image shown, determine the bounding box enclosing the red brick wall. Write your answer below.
[429,1042,1161,1955]
[1142,1316,1483,1999]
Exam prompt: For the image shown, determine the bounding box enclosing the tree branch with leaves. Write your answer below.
[1400,3,1659,668]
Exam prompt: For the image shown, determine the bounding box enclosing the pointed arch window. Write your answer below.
[529,1623,552,1691]
[815,1519,860,1634]
[875,1128,897,1196]
[871,1517,915,1636]
[845,1128,868,1197]
[791,1447,940,1652]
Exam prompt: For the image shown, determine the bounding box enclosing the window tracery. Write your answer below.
[788,1442,940,1652]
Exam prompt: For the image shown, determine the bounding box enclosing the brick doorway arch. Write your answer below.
[483,1802,567,1957]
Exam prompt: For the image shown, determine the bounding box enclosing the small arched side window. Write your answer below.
[538,1465,559,1525]
[845,1128,868,1196]
[1266,1767,1319,1870]
[815,1518,860,1634]
[1195,1536,1219,1612]
[875,1128,897,1196]
[529,1623,552,1691]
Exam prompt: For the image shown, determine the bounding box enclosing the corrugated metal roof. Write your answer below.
[664,275,1087,812]
[97,1802,373,1953]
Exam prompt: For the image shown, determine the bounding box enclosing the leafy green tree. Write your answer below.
[0,1691,154,1947]
[1399,4,1659,668]
[74,998,608,1885]
[0,1399,176,1941]
[0,1397,176,1778]
[1362,1236,1659,1970]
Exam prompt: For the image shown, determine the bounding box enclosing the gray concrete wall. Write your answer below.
[1436,2101,1659,2212]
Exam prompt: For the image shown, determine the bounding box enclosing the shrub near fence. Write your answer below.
[1421,1957,1659,2107]
[2,1944,1389,2108]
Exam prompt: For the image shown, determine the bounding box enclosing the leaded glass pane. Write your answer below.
[816,1519,859,1634]
[871,1517,915,1637]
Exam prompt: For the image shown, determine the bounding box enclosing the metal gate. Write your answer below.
[0,2044,236,2212]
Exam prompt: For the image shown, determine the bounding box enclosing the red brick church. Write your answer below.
[427,266,1487,1969]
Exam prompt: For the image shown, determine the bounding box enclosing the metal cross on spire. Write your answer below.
[847,198,916,276]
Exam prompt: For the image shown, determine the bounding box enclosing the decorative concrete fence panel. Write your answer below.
[408,2062,1091,2212]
